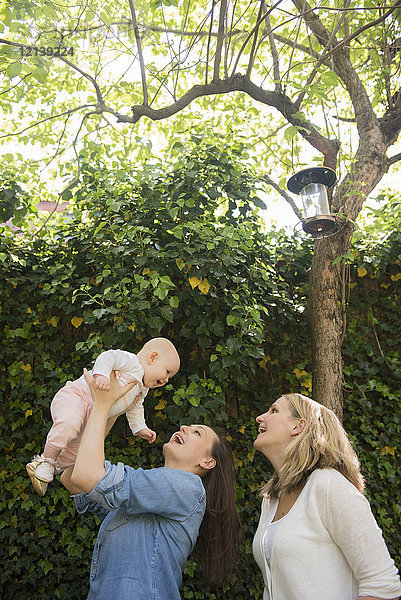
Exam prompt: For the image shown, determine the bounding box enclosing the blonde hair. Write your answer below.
[261,393,365,498]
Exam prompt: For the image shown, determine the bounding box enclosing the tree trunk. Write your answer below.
[308,116,393,418]
[308,225,353,418]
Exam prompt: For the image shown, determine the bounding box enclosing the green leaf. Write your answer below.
[100,12,113,26]
[135,300,151,310]
[169,296,179,308]
[251,196,266,210]
[31,66,48,84]
[6,61,22,79]
[160,305,174,322]
[227,315,239,326]
[284,126,298,141]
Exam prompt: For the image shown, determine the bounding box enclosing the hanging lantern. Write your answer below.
[287,167,337,236]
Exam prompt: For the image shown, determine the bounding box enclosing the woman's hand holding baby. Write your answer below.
[84,369,136,409]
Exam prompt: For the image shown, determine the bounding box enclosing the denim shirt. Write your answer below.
[74,460,206,600]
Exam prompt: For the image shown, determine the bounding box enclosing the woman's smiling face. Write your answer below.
[163,424,218,475]
[254,396,300,456]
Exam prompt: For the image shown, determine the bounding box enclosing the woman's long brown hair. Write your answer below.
[193,434,241,587]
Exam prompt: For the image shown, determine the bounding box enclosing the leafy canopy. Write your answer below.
[1,0,400,209]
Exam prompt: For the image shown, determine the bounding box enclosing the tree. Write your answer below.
[1,0,401,414]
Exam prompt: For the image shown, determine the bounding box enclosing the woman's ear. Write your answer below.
[291,418,306,436]
[199,457,216,471]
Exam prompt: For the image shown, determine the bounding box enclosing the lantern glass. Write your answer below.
[299,182,330,219]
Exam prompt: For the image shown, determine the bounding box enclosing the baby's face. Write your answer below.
[142,350,180,388]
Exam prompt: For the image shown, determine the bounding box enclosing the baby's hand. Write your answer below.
[93,374,110,391]
[137,428,157,444]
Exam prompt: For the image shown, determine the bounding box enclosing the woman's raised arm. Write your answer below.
[70,370,136,493]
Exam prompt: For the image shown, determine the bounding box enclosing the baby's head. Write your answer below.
[137,337,180,389]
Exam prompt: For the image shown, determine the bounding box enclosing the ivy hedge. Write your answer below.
[0,147,400,599]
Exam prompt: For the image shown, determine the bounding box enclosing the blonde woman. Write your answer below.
[253,393,401,600]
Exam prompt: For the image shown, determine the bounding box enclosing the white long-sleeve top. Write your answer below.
[253,468,401,600]
[78,349,149,435]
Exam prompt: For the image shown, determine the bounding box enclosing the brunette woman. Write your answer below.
[62,370,240,599]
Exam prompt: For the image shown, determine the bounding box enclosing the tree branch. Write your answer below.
[129,73,339,164]
[213,0,227,81]
[262,2,281,92]
[33,111,97,237]
[246,1,264,78]
[388,151,401,164]
[54,55,105,106]
[0,72,31,95]
[205,0,216,85]
[291,0,401,138]
[231,0,284,77]
[128,0,148,105]
[235,77,339,164]
[55,54,138,122]
[259,174,302,219]
[43,112,73,170]
[273,33,319,59]
[380,88,401,145]
[333,115,356,123]
[0,104,96,140]
[172,0,191,94]
[294,0,352,110]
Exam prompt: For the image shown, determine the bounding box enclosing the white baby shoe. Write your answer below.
[34,456,56,482]
[26,455,56,496]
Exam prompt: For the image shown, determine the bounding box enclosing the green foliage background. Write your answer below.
[0,147,400,599]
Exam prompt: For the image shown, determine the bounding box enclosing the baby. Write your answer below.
[26,337,180,496]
